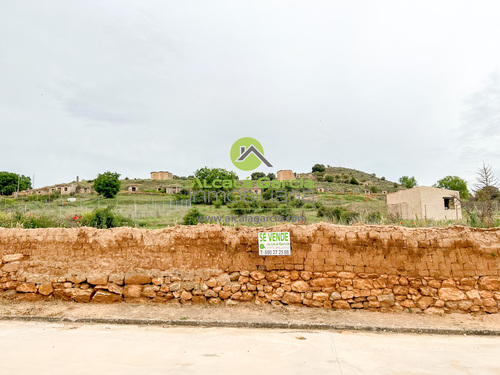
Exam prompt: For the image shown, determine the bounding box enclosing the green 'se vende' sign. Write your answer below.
[258,232,291,256]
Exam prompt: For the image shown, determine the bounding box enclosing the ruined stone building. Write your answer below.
[150,171,173,180]
[387,186,462,220]
[277,170,295,182]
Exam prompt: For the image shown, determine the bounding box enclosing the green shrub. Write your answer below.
[349,177,360,185]
[465,211,482,228]
[317,206,344,220]
[342,211,360,224]
[366,211,382,224]
[289,196,304,208]
[80,207,133,228]
[0,211,10,227]
[22,213,61,228]
[317,206,359,224]
[369,185,380,193]
[175,194,189,201]
[314,172,324,182]
[178,188,190,196]
[259,202,278,212]
[182,207,202,225]
[324,175,334,182]
[0,212,61,228]
[277,205,293,218]
[229,201,256,215]
[26,195,41,202]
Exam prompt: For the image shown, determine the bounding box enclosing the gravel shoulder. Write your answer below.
[1,300,500,335]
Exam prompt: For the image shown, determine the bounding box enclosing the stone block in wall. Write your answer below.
[16,283,37,293]
[2,262,20,273]
[192,295,207,304]
[92,290,122,303]
[141,285,157,298]
[38,283,54,296]
[332,300,350,309]
[87,274,108,285]
[2,254,24,263]
[438,287,467,301]
[281,292,302,304]
[377,294,395,306]
[124,272,152,285]
[109,274,125,285]
[291,280,309,293]
[479,277,500,291]
[123,285,142,298]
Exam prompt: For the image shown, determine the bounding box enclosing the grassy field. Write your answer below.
[1,174,498,229]
[0,189,475,229]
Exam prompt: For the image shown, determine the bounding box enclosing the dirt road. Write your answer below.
[1,320,499,374]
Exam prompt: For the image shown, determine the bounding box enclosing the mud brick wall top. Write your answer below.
[0,224,499,279]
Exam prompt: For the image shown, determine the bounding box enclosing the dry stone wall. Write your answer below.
[1,224,499,314]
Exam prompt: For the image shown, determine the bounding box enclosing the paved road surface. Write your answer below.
[0,321,499,374]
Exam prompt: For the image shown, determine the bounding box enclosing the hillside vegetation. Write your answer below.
[1,166,497,229]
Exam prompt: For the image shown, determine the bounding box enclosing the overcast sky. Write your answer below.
[1,1,500,189]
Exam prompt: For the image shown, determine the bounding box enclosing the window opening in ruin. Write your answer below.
[443,197,455,210]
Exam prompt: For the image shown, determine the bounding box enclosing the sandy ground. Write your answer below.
[1,300,500,333]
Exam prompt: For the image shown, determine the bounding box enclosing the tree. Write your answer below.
[312,164,326,173]
[251,172,266,180]
[399,176,417,189]
[473,163,499,227]
[93,171,121,198]
[436,176,470,199]
[349,177,360,185]
[191,167,238,204]
[0,172,31,196]
[267,173,276,180]
[193,167,238,192]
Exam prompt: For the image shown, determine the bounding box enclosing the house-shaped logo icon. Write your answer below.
[236,145,272,167]
[230,137,273,171]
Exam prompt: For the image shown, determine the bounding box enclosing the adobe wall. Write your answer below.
[1,224,499,313]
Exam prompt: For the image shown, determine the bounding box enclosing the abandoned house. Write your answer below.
[386,186,462,220]
[58,184,77,195]
[165,186,183,194]
[127,185,139,193]
[277,170,295,182]
[76,186,93,194]
[150,171,173,180]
